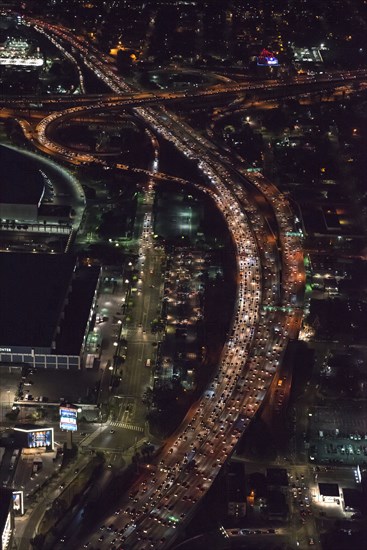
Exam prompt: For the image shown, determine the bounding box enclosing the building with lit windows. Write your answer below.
[0,36,43,66]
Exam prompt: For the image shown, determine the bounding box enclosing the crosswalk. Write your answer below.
[110,421,144,433]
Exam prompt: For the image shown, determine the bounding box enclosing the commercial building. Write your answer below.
[0,146,72,229]
[0,487,14,550]
[0,424,56,522]
[0,252,101,370]
[13,424,54,451]
[0,146,45,223]
[0,36,43,67]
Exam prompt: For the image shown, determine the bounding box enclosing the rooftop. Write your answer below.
[318,482,339,497]
[0,486,13,534]
[0,252,76,349]
[0,145,44,206]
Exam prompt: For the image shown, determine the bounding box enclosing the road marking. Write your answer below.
[110,421,144,432]
[80,425,108,446]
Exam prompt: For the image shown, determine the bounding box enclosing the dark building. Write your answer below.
[319,482,340,499]
[342,488,363,514]
[0,146,44,223]
[0,253,101,369]
[226,461,246,517]
[266,490,289,520]
[266,467,289,487]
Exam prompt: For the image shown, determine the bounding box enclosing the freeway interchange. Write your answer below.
[8,18,326,550]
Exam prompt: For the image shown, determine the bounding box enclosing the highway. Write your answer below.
[1,67,365,111]
[14,17,312,550]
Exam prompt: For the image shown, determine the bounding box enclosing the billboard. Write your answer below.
[27,429,53,449]
[59,405,78,432]
[14,426,54,450]
[13,491,24,515]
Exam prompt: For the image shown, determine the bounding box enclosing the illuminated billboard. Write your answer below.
[14,426,54,450]
[59,405,78,432]
[13,491,24,515]
[27,429,53,449]
[257,48,279,66]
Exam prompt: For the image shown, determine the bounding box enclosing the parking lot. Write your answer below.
[309,405,367,465]
[0,366,101,422]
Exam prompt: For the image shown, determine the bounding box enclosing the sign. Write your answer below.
[14,426,54,450]
[13,491,24,515]
[257,49,279,66]
[59,405,78,432]
[27,429,53,449]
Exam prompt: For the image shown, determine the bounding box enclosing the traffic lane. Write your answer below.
[122,339,151,397]
[53,466,125,550]
[86,426,139,452]
[46,468,114,550]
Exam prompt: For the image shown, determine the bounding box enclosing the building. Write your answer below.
[342,488,363,514]
[0,146,72,229]
[266,467,289,487]
[0,425,56,521]
[226,461,246,518]
[318,482,340,502]
[0,487,14,550]
[0,36,43,67]
[0,252,101,370]
[13,424,54,450]
[0,146,44,223]
[266,490,289,520]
